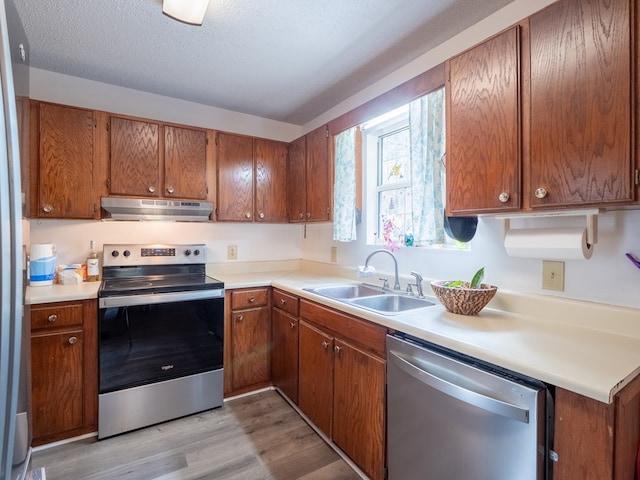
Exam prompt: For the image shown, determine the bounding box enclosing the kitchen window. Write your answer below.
[360,87,455,248]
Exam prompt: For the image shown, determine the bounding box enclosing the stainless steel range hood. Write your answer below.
[101,197,213,222]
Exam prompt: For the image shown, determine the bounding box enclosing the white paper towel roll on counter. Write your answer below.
[504,228,593,260]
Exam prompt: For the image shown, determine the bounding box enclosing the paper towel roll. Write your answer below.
[504,228,593,260]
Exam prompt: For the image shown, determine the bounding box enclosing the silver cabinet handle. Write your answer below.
[290,322,296,329]
[245,212,251,219]
[68,336,78,345]
[48,314,57,323]
[258,212,265,219]
[306,212,311,219]
[298,213,304,219]
[148,185,156,193]
[167,186,174,194]
[334,345,342,354]
[534,187,547,199]
[236,315,244,321]
[248,296,255,303]
[498,192,510,203]
[389,350,530,423]
[42,204,53,213]
[321,341,329,349]
[280,298,286,305]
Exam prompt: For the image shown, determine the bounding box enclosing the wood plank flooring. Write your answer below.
[31,390,362,480]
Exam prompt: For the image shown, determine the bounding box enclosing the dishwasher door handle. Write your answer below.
[389,350,530,423]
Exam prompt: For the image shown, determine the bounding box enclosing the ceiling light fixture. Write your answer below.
[163,0,210,26]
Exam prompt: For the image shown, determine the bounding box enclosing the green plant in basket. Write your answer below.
[443,267,485,288]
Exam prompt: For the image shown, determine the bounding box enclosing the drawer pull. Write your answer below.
[321,341,329,349]
[68,336,78,345]
[48,314,57,323]
[498,192,510,203]
[236,315,244,321]
[535,187,548,199]
[334,345,342,354]
[248,296,255,303]
[290,322,296,329]
[280,298,286,305]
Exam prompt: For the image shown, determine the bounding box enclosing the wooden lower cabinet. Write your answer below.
[271,289,299,403]
[225,288,271,396]
[298,299,387,480]
[553,373,640,480]
[30,299,97,446]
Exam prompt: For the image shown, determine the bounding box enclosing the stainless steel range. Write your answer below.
[98,244,224,439]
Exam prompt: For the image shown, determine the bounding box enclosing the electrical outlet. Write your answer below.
[330,246,337,263]
[227,245,238,260]
[542,260,564,291]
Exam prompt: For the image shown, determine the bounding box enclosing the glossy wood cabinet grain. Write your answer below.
[298,299,386,480]
[224,288,271,395]
[28,101,101,219]
[30,299,98,446]
[446,27,521,215]
[217,133,288,222]
[271,289,299,403]
[287,125,332,223]
[528,0,633,209]
[553,373,640,480]
[109,116,208,200]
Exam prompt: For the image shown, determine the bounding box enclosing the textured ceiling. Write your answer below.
[7,0,514,125]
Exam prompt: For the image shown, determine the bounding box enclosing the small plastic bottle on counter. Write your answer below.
[86,240,100,282]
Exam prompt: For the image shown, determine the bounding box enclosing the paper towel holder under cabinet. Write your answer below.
[495,209,600,246]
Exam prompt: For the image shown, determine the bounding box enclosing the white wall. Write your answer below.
[30,220,303,267]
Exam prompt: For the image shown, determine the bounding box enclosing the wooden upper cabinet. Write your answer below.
[446,27,521,215]
[305,125,331,222]
[216,132,254,221]
[287,135,307,222]
[528,0,633,208]
[254,138,288,222]
[164,125,207,199]
[109,117,208,200]
[287,126,332,223]
[217,133,288,222]
[109,116,160,197]
[30,102,99,219]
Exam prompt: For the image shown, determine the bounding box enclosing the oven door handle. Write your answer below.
[99,288,224,308]
[388,350,530,423]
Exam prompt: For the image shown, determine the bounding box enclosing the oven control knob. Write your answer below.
[111,250,119,257]
[185,249,192,256]
[123,250,130,257]
[194,249,200,256]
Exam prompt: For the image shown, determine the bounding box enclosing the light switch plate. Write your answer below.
[542,260,564,291]
[330,246,337,263]
[227,245,238,260]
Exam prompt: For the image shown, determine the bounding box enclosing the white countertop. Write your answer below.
[26,267,640,404]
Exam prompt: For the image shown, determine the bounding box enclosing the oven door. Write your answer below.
[98,289,224,394]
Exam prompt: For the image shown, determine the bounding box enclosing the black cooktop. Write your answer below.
[99,271,224,297]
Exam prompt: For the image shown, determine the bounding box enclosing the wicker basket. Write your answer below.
[430,281,497,316]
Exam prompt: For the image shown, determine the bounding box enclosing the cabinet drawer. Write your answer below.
[31,301,84,330]
[300,299,387,358]
[231,288,269,310]
[272,289,299,316]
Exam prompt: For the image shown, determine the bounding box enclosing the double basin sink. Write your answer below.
[303,283,437,315]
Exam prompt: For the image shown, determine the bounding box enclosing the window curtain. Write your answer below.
[333,126,357,242]
[409,87,446,246]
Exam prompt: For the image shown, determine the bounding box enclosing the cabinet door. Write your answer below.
[271,308,299,403]
[36,103,97,219]
[447,27,521,214]
[298,321,333,437]
[529,0,632,208]
[109,116,160,197]
[333,340,386,480]
[217,132,254,221]
[287,135,306,222]
[305,126,331,222]
[230,306,270,389]
[164,125,207,200]
[31,330,84,438]
[254,138,288,222]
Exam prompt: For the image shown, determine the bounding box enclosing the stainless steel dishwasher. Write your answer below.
[387,333,553,480]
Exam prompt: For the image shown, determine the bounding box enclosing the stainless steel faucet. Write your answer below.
[364,249,401,290]
[408,271,425,298]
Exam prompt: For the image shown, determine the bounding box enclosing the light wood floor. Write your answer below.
[31,390,362,480]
